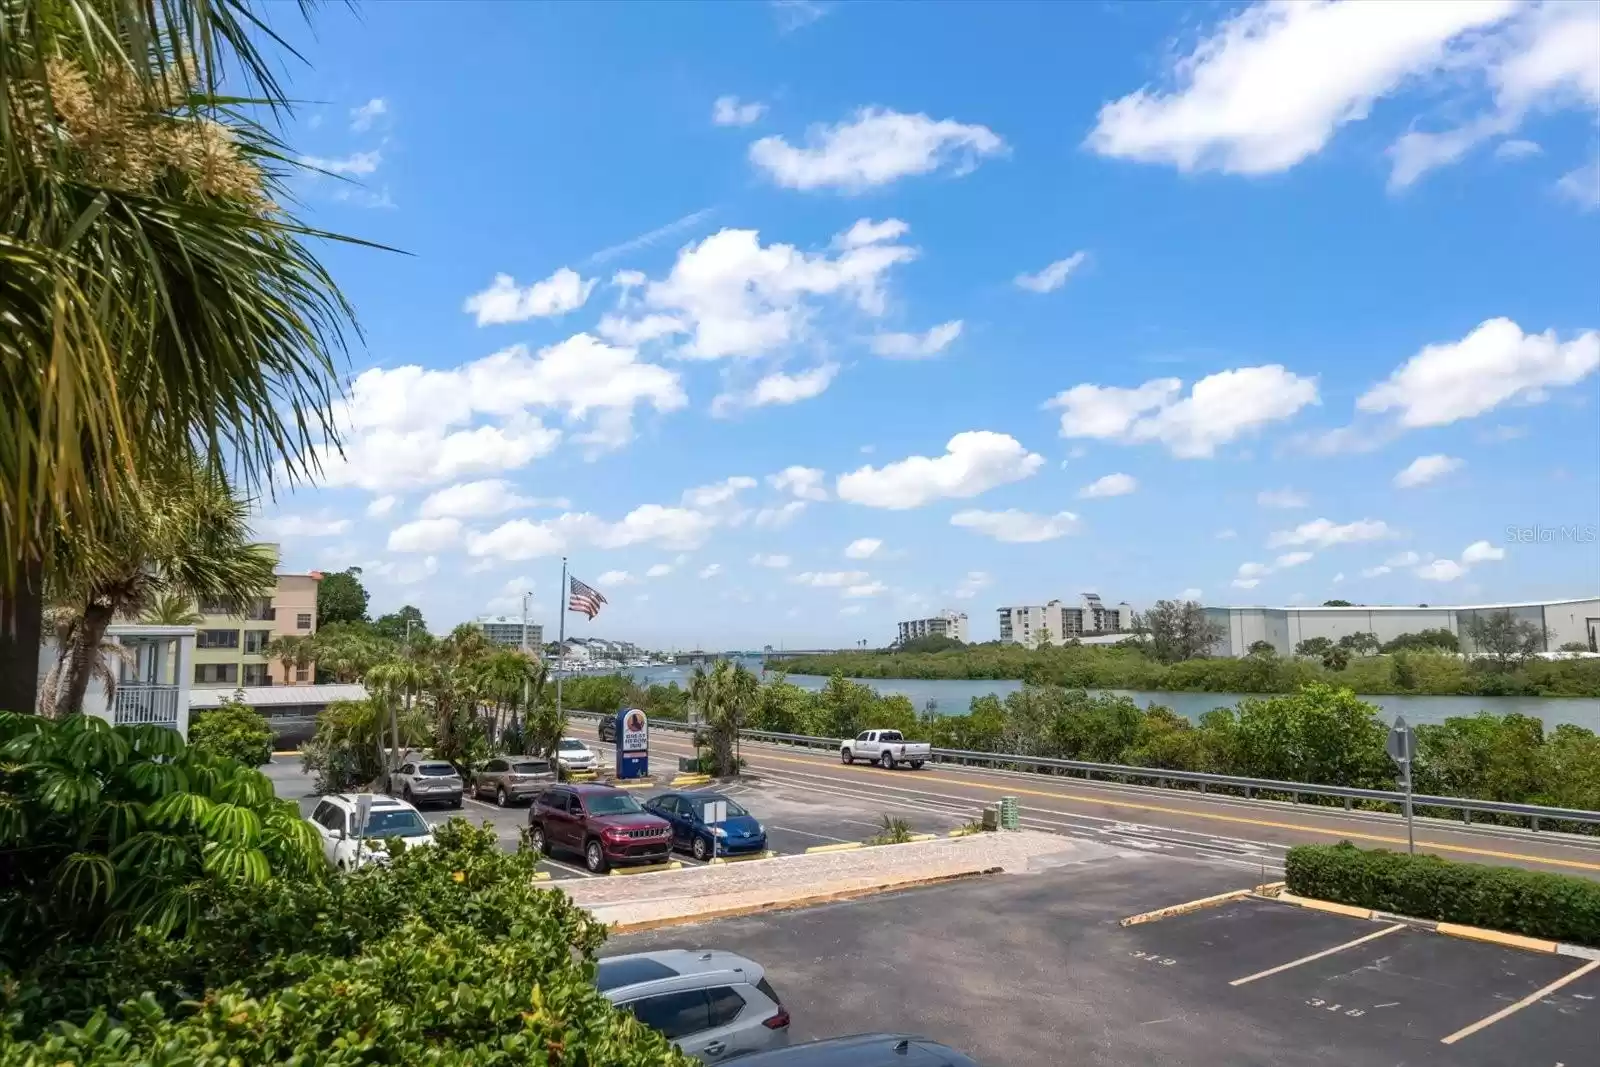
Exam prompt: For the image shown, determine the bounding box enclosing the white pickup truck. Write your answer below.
[840,730,931,770]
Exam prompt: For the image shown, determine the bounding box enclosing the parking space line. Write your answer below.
[1229,924,1406,986]
[540,856,597,878]
[1439,958,1600,1046]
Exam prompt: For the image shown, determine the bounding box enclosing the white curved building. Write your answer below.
[1204,598,1600,657]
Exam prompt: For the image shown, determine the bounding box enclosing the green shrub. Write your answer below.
[0,712,321,963]
[186,691,274,767]
[1285,842,1600,947]
[0,822,692,1064]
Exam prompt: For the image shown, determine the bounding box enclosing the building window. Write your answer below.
[295,667,309,682]
[199,598,235,615]
[243,629,270,654]
[296,613,312,630]
[195,663,239,684]
[242,664,269,686]
[196,629,240,650]
[244,598,275,622]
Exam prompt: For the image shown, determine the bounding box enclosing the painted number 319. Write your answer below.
[1307,998,1365,1018]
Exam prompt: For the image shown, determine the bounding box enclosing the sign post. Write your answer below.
[1386,716,1415,854]
[704,798,728,863]
[614,708,649,780]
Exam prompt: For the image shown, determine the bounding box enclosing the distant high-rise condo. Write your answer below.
[897,610,970,646]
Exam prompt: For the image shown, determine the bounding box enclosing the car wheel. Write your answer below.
[911,761,925,770]
[449,795,462,809]
[496,786,508,808]
[585,838,609,873]
[530,823,550,855]
[840,749,853,765]
[402,785,414,803]
[692,835,711,862]
[880,751,896,770]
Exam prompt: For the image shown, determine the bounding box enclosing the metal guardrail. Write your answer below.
[566,710,1600,831]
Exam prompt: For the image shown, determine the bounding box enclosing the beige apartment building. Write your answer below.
[997,594,1134,648]
[897,610,969,645]
[191,546,321,688]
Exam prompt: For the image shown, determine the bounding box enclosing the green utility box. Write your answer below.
[999,796,1020,831]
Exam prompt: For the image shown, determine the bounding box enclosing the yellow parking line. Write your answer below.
[730,750,1600,873]
[1230,924,1405,986]
[1440,958,1600,1045]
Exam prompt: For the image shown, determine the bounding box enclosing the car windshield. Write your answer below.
[690,797,750,819]
[512,760,549,774]
[418,763,457,777]
[584,793,644,816]
[361,809,429,837]
[560,740,588,751]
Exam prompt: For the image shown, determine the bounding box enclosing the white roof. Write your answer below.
[189,683,367,708]
[1216,597,1599,613]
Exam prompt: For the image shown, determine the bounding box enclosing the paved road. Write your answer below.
[634,728,1600,878]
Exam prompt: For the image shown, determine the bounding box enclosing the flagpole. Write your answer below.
[556,556,568,720]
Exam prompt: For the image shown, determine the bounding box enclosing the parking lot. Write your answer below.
[263,755,975,882]
[608,855,1599,1067]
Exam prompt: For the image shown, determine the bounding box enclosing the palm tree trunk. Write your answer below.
[56,598,117,718]
[0,557,46,715]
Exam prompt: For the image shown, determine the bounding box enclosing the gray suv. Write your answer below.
[596,949,790,1062]
[731,1035,983,1065]
[390,759,463,809]
[472,756,554,806]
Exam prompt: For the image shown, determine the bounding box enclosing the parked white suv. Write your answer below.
[555,737,598,778]
[307,794,434,871]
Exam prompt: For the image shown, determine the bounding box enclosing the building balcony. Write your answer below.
[112,683,181,729]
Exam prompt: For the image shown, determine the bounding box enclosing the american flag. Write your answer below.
[568,576,608,619]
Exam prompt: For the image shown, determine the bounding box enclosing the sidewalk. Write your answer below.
[555,830,1112,930]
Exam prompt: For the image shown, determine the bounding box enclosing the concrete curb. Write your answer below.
[708,850,778,865]
[670,774,712,787]
[609,860,683,877]
[804,841,864,854]
[1258,888,1598,959]
[605,866,1005,935]
[1120,888,1252,927]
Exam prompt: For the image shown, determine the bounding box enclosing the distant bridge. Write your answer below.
[670,649,848,666]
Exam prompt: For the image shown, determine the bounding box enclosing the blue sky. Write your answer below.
[257,0,1600,648]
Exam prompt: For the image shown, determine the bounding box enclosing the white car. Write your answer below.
[307,793,435,871]
[555,737,598,778]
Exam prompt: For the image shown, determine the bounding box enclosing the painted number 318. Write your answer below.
[1307,998,1365,1018]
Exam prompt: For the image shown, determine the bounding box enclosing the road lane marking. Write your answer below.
[1440,959,1600,1045]
[1230,924,1406,986]
[721,749,1600,873]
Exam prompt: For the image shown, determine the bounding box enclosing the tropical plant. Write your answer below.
[316,567,370,626]
[699,660,758,776]
[366,656,427,786]
[46,453,277,717]
[34,608,135,717]
[1131,599,1223,664]
[867,814,915,845]
[0,822,693,1063]
[1465,610,1547,670]
[0,0,360,716]
[0,711,321,962]
[300,697,430,793]
[140,594,203,626]
[187,691,273,768]
[264,633,316,684]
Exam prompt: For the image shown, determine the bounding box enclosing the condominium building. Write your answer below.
[191,546,320,688]
[897,610,970,645]
[477,615,544,649]
[998,594,1134,647]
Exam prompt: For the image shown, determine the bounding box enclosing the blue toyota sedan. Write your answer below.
[644,791,768,861]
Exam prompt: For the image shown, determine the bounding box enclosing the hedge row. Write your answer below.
[1284,842,1600,947]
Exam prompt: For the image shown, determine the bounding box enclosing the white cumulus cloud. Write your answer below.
[349,97,387,132]
[713,364,839,416]
[713,95,766,126]
[844,537,882,559]
[768,466,829,501]
[420,479,537,518]
[596,570,635,587]
[1359,318,1599,428]
[950,509,1082,543]
[1014,252,1087,293]
[1078,472,1138,499]
[842,580,888,599]
[698,563,723,579]
[1048,366,1318,458]
[837,431,1044,509]
[466,505,719,562]
[1394,454,1464,488]
[1461,539,1506,564]
[256,514,351,538]
[953,571,991,599]
[464,268,597,326]
[749,107,1006,191]
[751,553,791,568]
[792,570,870,588]
[388,517,462,553]
[366,496,398,518]
[1257,488,1309,509]
[682,476,758,510]
[754,500,807,529]
[1417,559,1467,582]
[1269,518,1394,549]
[869,320,963,359]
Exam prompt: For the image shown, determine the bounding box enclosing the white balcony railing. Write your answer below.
[112,684,180,728]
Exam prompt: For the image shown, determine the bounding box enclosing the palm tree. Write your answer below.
[141,594,203,627]
[365,657,427,789]
[48,454,276,717]
[701,660,757,776]
[265,634,316,686]
[0,1,361,714]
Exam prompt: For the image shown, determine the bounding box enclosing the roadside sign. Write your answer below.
[614,708,649,780]
[1386,716,1416,855]
[355,794,373,834]
[704,799,728,826]
[1386,716,1412,764]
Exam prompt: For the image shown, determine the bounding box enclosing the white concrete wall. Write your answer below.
[1543,598,1600,651]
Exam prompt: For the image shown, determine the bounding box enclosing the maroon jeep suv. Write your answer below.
[528,783,672,873]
